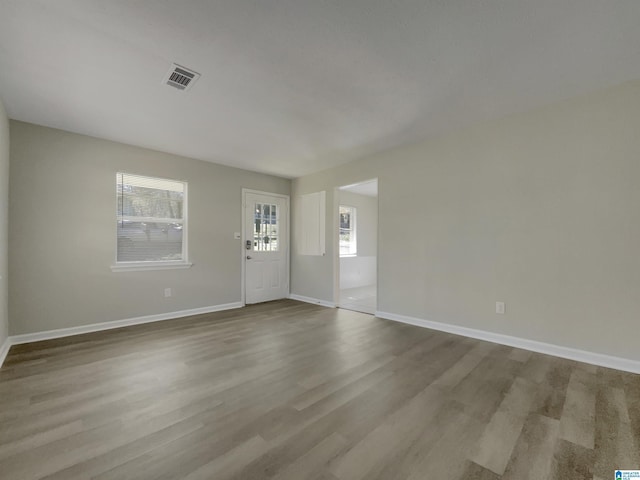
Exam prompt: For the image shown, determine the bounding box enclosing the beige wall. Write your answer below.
[292,80,640,361]
[0,99,9,346]
[9,121,290,335]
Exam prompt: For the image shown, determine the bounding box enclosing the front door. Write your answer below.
[244,191,288,304]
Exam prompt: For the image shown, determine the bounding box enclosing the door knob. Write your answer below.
[246,255,252,260]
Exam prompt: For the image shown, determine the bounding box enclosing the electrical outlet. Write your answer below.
[496,301,505,314]
[164,288,172,298]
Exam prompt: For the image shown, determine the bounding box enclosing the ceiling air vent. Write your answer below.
[163,64,200,91]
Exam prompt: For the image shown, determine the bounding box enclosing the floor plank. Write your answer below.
[0,299,638,479]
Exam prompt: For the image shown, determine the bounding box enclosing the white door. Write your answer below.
[244,192,289,304]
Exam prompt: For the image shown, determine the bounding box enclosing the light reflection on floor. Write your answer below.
[339,284,376,314]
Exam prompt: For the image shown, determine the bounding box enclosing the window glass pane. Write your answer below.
[339,205,356,256]
[340,210,351,230]
[254,202,279,252]
[119,187,183,220]
[117,173,186,262]
[117,221,183,261]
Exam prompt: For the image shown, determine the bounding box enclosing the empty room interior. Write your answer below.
[1,1,640,479]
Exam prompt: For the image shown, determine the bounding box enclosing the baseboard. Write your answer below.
[289,294,336,308]
[375,310,640,375]
[0,337,11,369]
[8,302,244,347]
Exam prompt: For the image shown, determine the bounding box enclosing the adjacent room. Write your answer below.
[1,1,640,479]
[338,179,378,315]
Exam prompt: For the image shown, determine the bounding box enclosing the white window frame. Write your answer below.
[111,172,192,272]
[339,204,357,257]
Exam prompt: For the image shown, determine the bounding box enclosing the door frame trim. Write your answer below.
[241,188,290,306]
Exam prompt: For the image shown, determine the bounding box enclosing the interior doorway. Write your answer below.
[336,179,378,314]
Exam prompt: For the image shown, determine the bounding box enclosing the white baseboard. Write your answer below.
[0,337,11,369]
[5,301,636,375]
[375,310,640,375]
[7,302,244,347]
[289,294,336,308]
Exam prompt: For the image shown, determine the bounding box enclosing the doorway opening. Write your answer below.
[336,179,377,314]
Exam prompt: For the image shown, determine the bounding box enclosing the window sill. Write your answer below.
[110,261,193,273]
[340,254,358,258]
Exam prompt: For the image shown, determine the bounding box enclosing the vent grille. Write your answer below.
[163,64,200,91]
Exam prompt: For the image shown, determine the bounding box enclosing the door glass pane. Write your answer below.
[253,202,279,251]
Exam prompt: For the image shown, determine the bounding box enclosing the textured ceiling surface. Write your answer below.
[1,0,639,177]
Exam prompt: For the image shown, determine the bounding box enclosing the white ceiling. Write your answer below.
[340,180,378,198]
[1,1,639,178]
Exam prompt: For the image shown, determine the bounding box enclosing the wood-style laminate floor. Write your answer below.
[1,300,639,480]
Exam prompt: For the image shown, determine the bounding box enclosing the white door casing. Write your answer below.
[244,191,289,304]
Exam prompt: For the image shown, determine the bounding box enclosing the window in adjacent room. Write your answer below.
[339,205,357,256]
[112,172,191,271]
